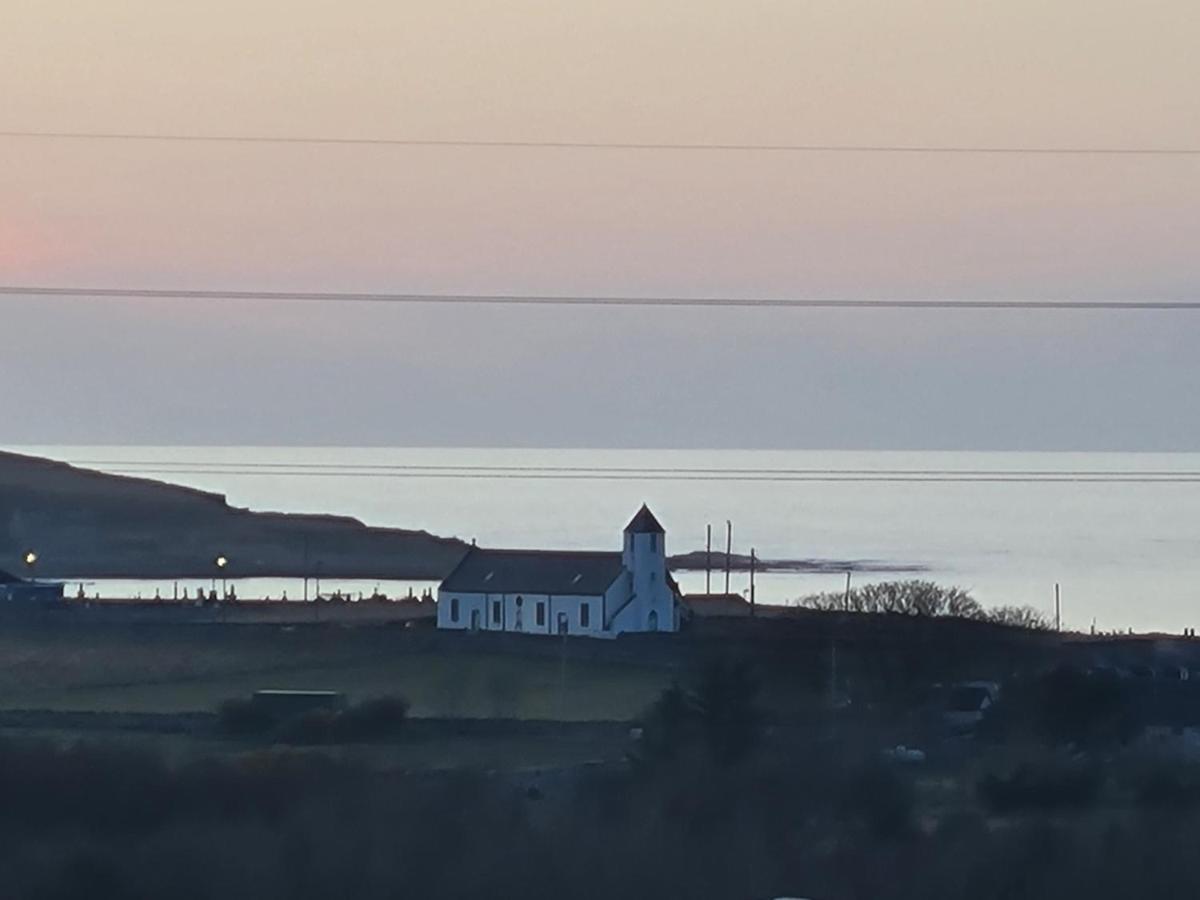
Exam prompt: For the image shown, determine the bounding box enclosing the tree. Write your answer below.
[986,605,1052,630]
[692,659,764,766]
[945,588,983,619]
[633,661,765,768]
[792,581,1048,630]
[631,681,696,767]
[1027,665,1141,747]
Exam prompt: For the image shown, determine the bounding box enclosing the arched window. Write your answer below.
[647,609,659,631]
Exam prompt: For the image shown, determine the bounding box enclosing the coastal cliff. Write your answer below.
[0,451,468,579]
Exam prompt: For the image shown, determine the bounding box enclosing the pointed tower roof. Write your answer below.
[624,504,665,534]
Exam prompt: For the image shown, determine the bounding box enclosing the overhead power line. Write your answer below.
[2,130,1199,157]
[61,459,1200,479]
[93,471,1200,484]
[3,286,1198,310]
[68,463,1200,485]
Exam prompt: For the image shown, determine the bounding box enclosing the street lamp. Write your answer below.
[24,551,37,583]
[215,555,228,599]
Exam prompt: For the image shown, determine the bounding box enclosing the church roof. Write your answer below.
[623,504,665,534]
[440,547,624,596]
[682,593,751,617]
[0,568,25,585]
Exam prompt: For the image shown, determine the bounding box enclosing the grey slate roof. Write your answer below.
[440,548,624,596]
[624,504,665,534]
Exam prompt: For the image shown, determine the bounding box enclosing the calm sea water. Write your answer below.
[13,445,1200,634]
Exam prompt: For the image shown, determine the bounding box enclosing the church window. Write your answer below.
[580,603,590,628]
[450,597,459,622]
[536,602,545,627]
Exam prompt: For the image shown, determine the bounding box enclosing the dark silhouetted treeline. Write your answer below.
[6,730,1200,900]
[795,579,1051,629]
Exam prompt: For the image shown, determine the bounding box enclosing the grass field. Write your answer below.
[0,623,673,721]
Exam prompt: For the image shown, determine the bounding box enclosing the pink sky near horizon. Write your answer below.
[3,0,1198,295]
[3,1,1200,449]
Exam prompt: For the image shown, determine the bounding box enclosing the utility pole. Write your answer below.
[314,561,322,622]
[705,524,712,594]
[1055,583,1062,632]
[844,570,852,612]
[303,535,310,603]
[724,521,732,595]
[558,613,569,722]
[749,548,756,617]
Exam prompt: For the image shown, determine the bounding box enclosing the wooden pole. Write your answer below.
[303,535,310,603]
[724,520,732,595]
[749,548,756,617]
[705,524,712,594]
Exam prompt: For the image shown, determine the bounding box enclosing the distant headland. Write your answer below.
[0,450,468,579]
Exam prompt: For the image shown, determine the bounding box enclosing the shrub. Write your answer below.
[276,708,341,744]
[693,659,764,766]
[630,681,696,768]
[337,696,410,740]
[217,695,410,744]
[1032,667,1141,747]
[1133,764,1200,809]
[632,660,764,769]
[845,761,916,837]
[977,760,1103,814]
[274,697,410,744]
[218,698,276,736]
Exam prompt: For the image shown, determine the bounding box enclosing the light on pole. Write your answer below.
[24,551,37,583]
[215,555,228,599]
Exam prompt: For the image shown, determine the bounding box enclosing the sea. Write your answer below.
[11,445,1200,634]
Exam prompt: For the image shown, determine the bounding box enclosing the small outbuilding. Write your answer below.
[0,569,65,605]
[682,593,753,618]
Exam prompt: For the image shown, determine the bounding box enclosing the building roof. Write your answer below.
[0,569,25,585]
[624,504,665,534]
[682,593,752,617]
[440,547,624,596]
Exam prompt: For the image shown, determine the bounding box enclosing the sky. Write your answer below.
[2,0,1199,449]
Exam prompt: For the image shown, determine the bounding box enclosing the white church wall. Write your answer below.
[438,590,609,637]
[436,590,487,631]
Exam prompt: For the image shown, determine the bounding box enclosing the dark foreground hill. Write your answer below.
[0,451,468,579]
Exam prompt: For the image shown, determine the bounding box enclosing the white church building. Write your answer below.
[436,505,681,638]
